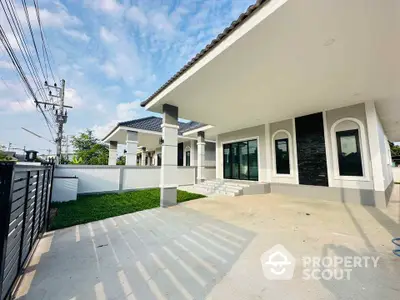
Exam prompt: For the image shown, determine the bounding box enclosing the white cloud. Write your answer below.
[85,0,123,14]
[64,88,83,108]
[0,60,13,69]
[126,6,148,26]
[99,27,118,43]
[104,85,121,93]
[133,90,147,98]
[116,101,140,120]
[92,120,116,139]
[16,5,82,29]
[100,61,118,78]
[92,100,142,139]
[62,29,90,42]
[150,11,177,37]
[125,7,179,40]
[1,98,36,113]
[95,103,106,113]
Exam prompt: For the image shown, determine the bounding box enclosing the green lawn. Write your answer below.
[50,189,206,230]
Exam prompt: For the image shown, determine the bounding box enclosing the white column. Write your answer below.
[141,148,147,166]
[264,124,272,183]
[108,141,118,165]
[365,101,385,192]
[160,104,179,207]
[197,131,206,183]
[126,131,138,166]
[190,140,196,166]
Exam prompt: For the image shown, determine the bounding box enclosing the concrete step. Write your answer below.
[214,190,240,196]
[214,186,243,193]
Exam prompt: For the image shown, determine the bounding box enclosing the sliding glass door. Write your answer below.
[223,139,258,181]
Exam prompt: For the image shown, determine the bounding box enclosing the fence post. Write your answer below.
[0,162,15,298]
[38,170,46,233]
[30,170,40,250]
[17,171,30,271]
[46,164,55,230]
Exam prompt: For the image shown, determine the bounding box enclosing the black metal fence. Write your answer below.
[0,162,54,300]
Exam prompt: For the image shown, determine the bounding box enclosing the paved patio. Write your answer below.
[15,187,400,300]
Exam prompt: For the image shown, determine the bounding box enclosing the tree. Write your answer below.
[0,151,16,161]
[389,141,400,156]
[117,156,126,165]
[71,129,109,165]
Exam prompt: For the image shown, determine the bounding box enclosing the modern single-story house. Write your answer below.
[102,116,216,168]
[139,0,399,207]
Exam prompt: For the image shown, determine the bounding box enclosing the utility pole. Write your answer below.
[42,79,72,164]
[56,79,66,164]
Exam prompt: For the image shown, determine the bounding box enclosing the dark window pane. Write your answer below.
[223,140,258,181]
[223,144,231,179]
[275,138,290,174]
[248,140,259,181]
[336,130,363,176]
[232,143,239,179]
[239,142,249,180]
[185,151,190,166]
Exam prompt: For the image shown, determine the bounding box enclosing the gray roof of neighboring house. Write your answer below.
[140,0,269,108]
[118,116,207,135]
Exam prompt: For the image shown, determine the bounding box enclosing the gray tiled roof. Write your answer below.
[118,116,207,135]
[140,0,269,107]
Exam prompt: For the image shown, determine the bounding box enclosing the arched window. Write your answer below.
[272,130,293,176]
[330,118,370,179]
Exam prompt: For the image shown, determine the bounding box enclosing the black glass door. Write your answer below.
[223,140,258,181]
[223,144,231,179]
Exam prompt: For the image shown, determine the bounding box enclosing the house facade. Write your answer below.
[139,0,399,207]
[102,116,216,169]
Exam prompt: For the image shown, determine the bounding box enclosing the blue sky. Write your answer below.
[0,0,255,154]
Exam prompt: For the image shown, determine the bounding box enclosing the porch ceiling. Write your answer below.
[145,0,400,140]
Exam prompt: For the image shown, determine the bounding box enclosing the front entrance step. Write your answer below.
[190,180,269,197]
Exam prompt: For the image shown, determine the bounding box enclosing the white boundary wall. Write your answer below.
[393,167,400,182]
[54,165,208,194]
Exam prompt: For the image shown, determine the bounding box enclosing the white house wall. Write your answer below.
[55,167,120,193]
[376,116,393,189]
[189,140,216,167]
[214,102,390,195]
[216,125,267,182]
[205,142,216,167]
[55,166,197,194]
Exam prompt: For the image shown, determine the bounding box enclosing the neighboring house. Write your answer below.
[139,0,399,207]
[102,116,216,167]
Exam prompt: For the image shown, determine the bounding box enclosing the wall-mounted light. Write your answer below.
[159,137,164,145]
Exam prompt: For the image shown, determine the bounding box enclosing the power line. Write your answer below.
[33,0,57,82]
[0,24,54,138]
[0,0,49,103]
[21,127,55,144]
[20,0,47,81]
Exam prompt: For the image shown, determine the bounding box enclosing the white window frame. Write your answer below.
[271,130,294,178]
[330,117,371,181]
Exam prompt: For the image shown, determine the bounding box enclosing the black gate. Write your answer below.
[0,162,54,300]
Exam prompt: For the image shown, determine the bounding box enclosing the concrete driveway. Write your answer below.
[16,188,400,300]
